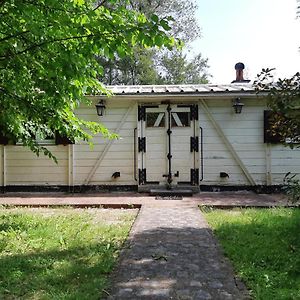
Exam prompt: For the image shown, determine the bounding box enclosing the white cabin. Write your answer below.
[1,83,299,193]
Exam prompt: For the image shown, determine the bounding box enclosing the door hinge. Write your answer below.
[191,168,199,185]
[138,168,146,185]
[191,104,199,121]
[138,137,146,152]
[190,136,199,152]
[138,106,146,121]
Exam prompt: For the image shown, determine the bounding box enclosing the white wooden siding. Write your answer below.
[271,145,300,183]
[1,96,299,188]
[199,98,300,186]
[5,146,68,185]
[74,100,136,185]
[201,99,263,185]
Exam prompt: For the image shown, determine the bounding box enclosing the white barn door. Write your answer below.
[144,107,167,183]
[138,104,199,187]
[171,106,196,184]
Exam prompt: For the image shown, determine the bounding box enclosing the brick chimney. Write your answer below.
[231,62,250,83]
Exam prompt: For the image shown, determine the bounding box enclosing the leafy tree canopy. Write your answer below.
[0,0,175,160]
[255,69,300,148]
[255,69,300,203]
[158,51,210,84]
[98,0,211,86]
[98,48,160,85]
[124,0,201,43]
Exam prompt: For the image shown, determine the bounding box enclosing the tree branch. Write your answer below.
[93,0,107,11]
[128,0,135,9]
[0,30,29,43]
[0,34,96,60]
[154,0,163,11]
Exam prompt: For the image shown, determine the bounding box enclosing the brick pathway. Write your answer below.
[106,203,249,300]
[0,191,289,299]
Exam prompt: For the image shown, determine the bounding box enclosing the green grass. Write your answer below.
[202,207,300,300]
[0,207,137,299]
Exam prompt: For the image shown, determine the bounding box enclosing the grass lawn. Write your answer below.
[0,207,138,299]
[203,207,300,300]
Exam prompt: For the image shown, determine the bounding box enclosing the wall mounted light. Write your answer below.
[220,172,229,178]
[232,97,244,114]
[112,172,120,179]
[95,100,106,116]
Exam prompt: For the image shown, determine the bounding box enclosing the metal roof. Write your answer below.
[106,83,256,95]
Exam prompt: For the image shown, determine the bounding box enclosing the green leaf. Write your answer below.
[73,0,85,6]
[151,14,159,23]
[160,19,171,31]
[154,35,163,47]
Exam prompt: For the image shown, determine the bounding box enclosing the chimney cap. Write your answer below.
[235,62,245,70]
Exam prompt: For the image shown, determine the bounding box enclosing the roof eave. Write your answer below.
[94,90,266,99]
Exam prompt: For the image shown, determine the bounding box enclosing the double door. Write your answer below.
[138,104,199,187]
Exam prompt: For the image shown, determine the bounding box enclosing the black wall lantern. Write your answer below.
[95,100,106,116]
[232,97,244,114]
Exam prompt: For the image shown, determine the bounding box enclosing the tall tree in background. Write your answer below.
[125,0,200,43]
[158,51,210,84]
[0,0,175,159]
[98,48,159,85]
[99,0,210,85]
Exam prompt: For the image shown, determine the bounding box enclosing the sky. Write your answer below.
[190,0,300,84]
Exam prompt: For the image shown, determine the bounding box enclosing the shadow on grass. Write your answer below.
[0,210,133,300]
[204,208,300,299]
[0,242,119,299]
